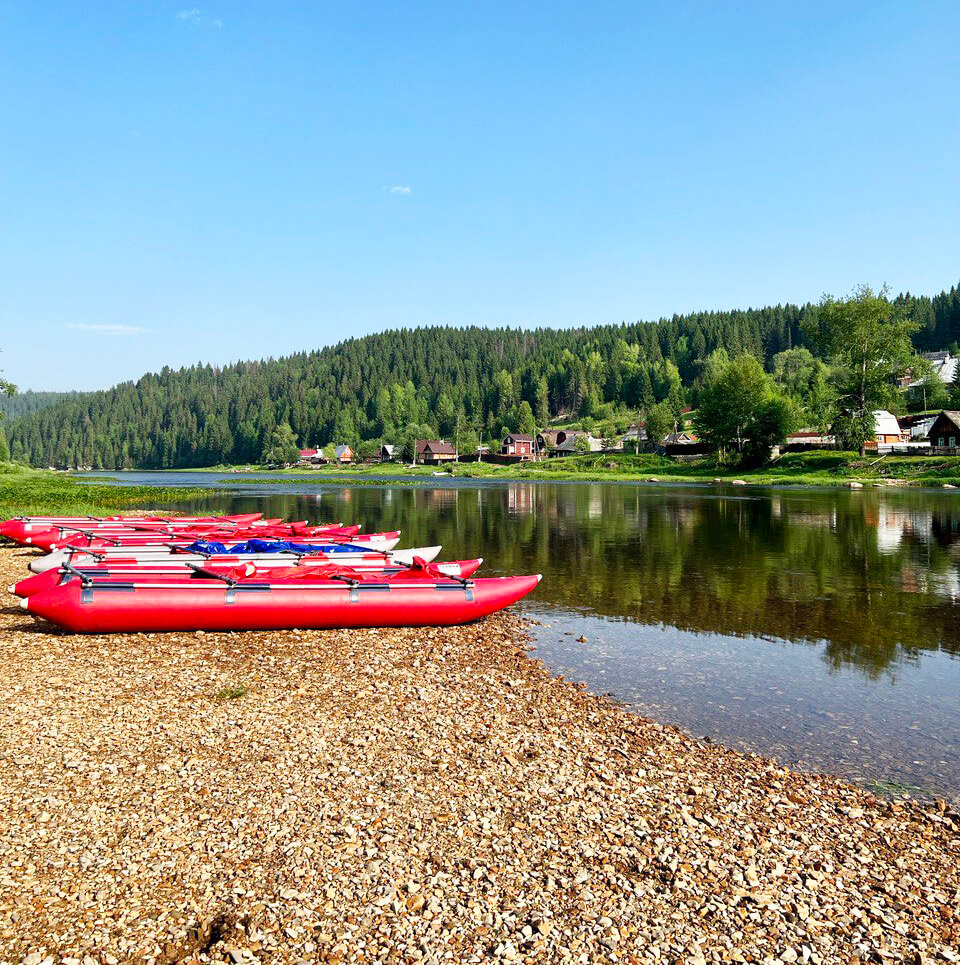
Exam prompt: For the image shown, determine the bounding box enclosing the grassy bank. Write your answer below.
[212,451,960,488]
[0,464,215,516]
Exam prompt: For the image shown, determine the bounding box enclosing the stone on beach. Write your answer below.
[0,546,957,964]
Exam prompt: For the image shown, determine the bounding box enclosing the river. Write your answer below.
[81,471,960,801]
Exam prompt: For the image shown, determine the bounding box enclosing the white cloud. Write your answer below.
[176,9,222,27]
[389,185,412,195]
[68,323,148,336]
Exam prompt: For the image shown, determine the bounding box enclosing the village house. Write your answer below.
[927,411,960,452]
[535,429,563,454]
[378,444,396,462]
[332,444,353,464]
[784,430,836,451]
[869,411,906,449]
[298,448,324,465]
[620,424,648,448]
[415,439,457,464]
[907,351,959,402]
[500,433,535,460]
[552,431,603,457]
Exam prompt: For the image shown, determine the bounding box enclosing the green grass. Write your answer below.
[0,463,216,517]
[214,683,249,700]
[209,450,960,488]
[865,779,927,799]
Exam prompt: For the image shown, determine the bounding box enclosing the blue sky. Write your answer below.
[2,1,958,391]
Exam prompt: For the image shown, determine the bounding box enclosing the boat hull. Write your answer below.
[23,575,541,633]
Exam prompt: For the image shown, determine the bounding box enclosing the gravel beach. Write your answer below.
[0,545,957,965]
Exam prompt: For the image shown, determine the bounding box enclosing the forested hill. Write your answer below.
[0,390,80,422]
[6,285,960,469]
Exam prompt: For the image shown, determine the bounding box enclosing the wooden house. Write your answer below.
[298,448,324,465]
[501,433,535,460]
[332,444,353,464]
[870,411,906,448]
[553,431,602,456]
[927,411,960,452]
[378,444,396,462]
[416,440,457,464]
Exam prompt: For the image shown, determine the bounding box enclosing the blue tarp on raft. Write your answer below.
[183,539,374,555]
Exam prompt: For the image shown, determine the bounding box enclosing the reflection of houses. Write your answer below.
[332,445,353,464]
[416,440,457,464]
[507,483,535,515]
[927,411,960,452]
[501,433,535,460]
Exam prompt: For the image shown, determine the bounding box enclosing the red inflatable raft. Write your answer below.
[22,573,542,633]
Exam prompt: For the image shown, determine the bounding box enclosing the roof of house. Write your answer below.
[928,411,960,435]
[380,444,395,454]
[664,431,699,445]
[872,410,902,437]
[333,445,352,457]
[298,449,319,458]
[420,439,456,455]
[555,431,597,451]
[909,355,958,388]
[504,433,533,442]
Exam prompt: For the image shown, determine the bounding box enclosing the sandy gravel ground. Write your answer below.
[0,546,957,965]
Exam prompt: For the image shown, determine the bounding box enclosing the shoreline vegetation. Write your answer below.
[180,451,960,489]
[1,546,958,962]
[0,463,215,516]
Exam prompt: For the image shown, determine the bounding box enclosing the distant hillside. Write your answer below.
[7,285,959,469]
[0,390,80,422]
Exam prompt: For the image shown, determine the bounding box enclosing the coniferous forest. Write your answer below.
[6,285,960,469]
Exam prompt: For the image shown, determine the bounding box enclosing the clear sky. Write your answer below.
[2,1,958,391]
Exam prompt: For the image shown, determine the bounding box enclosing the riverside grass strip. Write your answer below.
[0,466,215,517]
[0,546,958,964]
[213,450,960,488]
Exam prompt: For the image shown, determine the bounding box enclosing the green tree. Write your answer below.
[574,433,591,454]
[515,400,536,434]
[0,425,9,462]
[534,376,550,425]
[805,285,919,455]
[909,356,949,411]
[694,355,798,463]
[261,423,299,465]
[645,402,675,444]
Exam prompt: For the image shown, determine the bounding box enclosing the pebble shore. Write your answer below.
[0,545,958,965]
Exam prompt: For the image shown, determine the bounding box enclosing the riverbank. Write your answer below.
[0,464,215,516]
[195,451,960,489]
[1,546,958,964]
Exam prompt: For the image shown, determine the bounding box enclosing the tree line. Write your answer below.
[5,283,960,469]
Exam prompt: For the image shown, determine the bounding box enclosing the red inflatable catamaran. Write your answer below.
[4,512,542,633]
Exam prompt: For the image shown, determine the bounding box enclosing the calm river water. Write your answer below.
[83,472,960,801]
